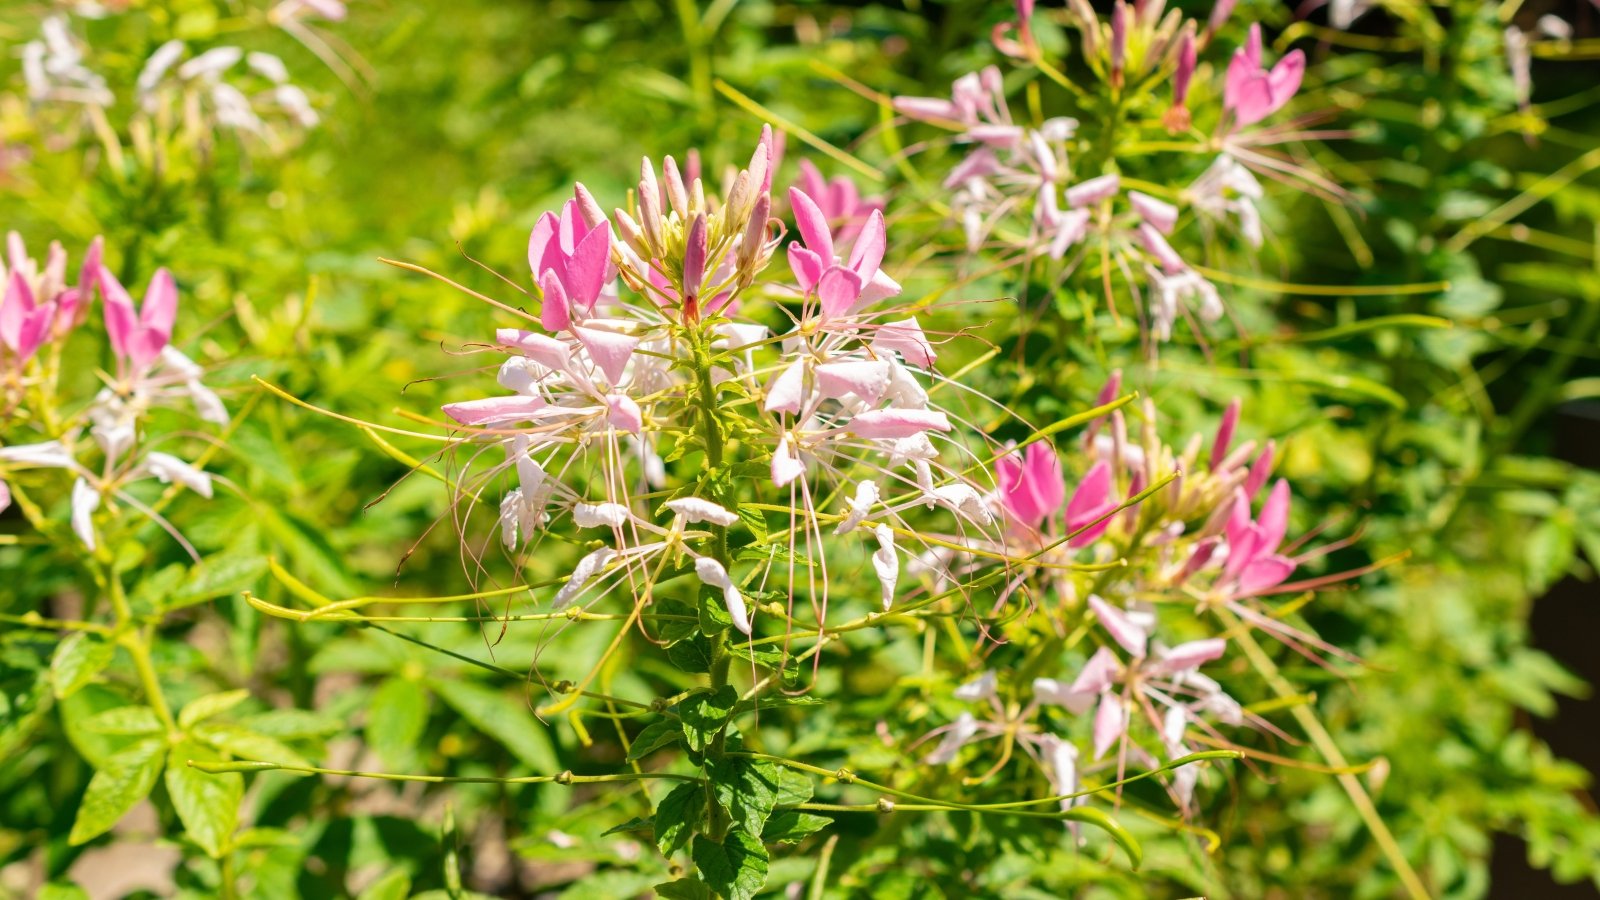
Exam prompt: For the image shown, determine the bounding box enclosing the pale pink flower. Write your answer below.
[1223,25,1305,129]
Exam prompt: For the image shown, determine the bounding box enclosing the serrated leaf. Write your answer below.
[192,723,311,768]
[68,737,166,845]
[51,634,115,700]
[774,768,813,807]
[167,740,241,857]
[431,678,558,771]
[678,685,737,755]
[707,756,781,836]
[667,634,715,674]
[654,782,704,856]
[761,810,831,844]
[653,877,713,900]
[366,677,429,768]
[692,832,769,900]
[626,719,683,760]
[81,705,163,736]
[735,505,768,542]
[178,689,251,729]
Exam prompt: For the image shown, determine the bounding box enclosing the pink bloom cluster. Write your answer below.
[435,129,994,637]
[0,234,225,553]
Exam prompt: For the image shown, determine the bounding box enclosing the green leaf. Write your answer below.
[178,689,251,729]
[774,768,813,807]
[653,781,705,856]
[167,740,242,858]
[678,685,737,755]
[0,667,51,759]
[726,645,799,688]
[192,723,312,768]
[81,705,163,736]
[51,633,115,700]
[239,708,344,739]
[653,599,701,644]
[707,756,782,836]
[68,737,166,845]
[431,677,558,771]
[36,885,90,900]
[165,553,269,611]
[732,696,823,716]
[626,719,683,760]
[354,868,412,900]
[667,634,715,674]
[653,877,713,900]
[735,504,768,542]
[366,677,430,767]
[692,832,769,900]
[697,585,735,636]
[761,810,831,844]
[602,815,654,836]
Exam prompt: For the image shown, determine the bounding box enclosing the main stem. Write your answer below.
[688,325,737,840]
[105,561,177,734]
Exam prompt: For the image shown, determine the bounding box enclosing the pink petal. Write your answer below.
[605,394,642,433]
[1212,398,1241,471]
[1066,461,1112,525]
[572,324,640,384]
[871,318,936,368]
[442,395,548,426]
[1068,646,1121,696]
[788,244,824,294]
[528,211,560,276]
[847,209,886,279]
[789,187,834,262]
[1267,50,1305,115]
[562,220,612,311]
[1092,694,1128,760]
[139,268,178,336]
[0,272,32,352]
[497,328,571,370]
[1129,191,1179,235]
[771,435,804,487]
[99,265,138,365]
[796,159,826,206]
[683,213,708,301]
[815,266,864,320]
[538,269,571,333]
[1155,638,1227,674]
[849,408,952,440]
[1088,595,1148,657]
[1244,441,1275,499]
[1025,442,1066,518]
[1237,555,1295,596]
[1065,174,1120,208]
[1257,479,1290,555]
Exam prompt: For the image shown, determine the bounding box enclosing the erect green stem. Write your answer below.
[105,562,177,734]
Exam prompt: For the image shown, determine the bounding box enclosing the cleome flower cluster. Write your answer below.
[893,1,1332,343]
[0,234,226,555]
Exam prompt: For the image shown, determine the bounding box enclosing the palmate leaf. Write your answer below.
[167,740,242,858]
[68,737,166,845]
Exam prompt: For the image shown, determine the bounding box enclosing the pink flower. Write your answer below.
[1066,461,1118,547]
[792,160,884,248]
[529,197,614,331]
[100,264,178,373]
[788,186,899,321]
[1221,479,1296,596]
[1223,25,1305,129]
[0,272,58,366]
[996,442,1065,532]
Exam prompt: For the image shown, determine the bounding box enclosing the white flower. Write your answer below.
[694,557,751,635]
[665,497,738,527]
[871,524,899,611]
[141,452,214,498]
[71,478,100,551]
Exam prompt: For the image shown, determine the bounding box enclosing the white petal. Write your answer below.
[665,497,738,527]
[924,712,978,765]
[954,670,997,702]
[572,502,630,528]
[142,451,213,498]
[553,547,618,609]
[871,524,899,611]
[71,478,100,551]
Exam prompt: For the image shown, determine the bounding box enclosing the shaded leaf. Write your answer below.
[692,832,769,900]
